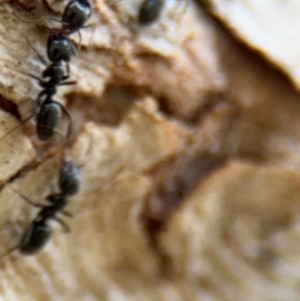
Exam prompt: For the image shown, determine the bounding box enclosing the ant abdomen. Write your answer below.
[59,160,81,197]
[20,220,52,255]
[37,101,62,141]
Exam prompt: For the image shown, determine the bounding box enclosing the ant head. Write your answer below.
[59,159,81,197]
[47,33,75,63]
[20,221,52,255]
[62,0,92,30]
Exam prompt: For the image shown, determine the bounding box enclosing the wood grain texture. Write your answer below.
[0,0,299,300]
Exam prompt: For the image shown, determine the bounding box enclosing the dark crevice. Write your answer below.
[139,0,299,276]
[0,96,21,120]
[186,91,233,125]
[142,148,228,276]
[156,96,174,119]
[157,91,233,125]
[0,145,59,193]
[144,153,227,221]
[66,85,142,133]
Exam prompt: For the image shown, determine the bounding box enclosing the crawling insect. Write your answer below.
[13,0,92,46]
[12,0,92,31]
[4,43,75,142]
[47,31,76,63]
[57,0,92,35]
[35,94,73,142]
[48,0,93,50]
[137,0,188,27]
[59,159,81,197]
[138,0,165,26]
[0,160,80,256]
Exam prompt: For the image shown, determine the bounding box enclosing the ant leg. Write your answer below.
[70,39,77,57]
[5,65,44,85]
[9,187,46,208]
[38,127,68,145]
[58,81,77,86]
[62,63,71,81]
[39,126,69,145]
[77,30,83,53]
[54,128,68,144]
[37,91,47,106]
[53,217,70,233]
[27,39,47,66]
[83,25,94,30]
[0,114,34,144]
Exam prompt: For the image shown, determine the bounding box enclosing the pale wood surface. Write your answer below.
[0,0,300,300]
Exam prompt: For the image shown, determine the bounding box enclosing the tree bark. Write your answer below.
[0,0,300,300]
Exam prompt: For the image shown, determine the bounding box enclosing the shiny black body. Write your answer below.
[47,33,76,63]
[37,101,62,141]
[59,160,81,197]
[40,61,71,96]
[19,194,69,255]
[62,0,92,34]
[138,0,164,26]
[11,161,80,256]
[47,0,92,61]
[5,43,75,142]
[32,59,76,103]
[20,221,52,254]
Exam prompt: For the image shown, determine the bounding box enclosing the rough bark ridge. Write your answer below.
[0,0,299,300]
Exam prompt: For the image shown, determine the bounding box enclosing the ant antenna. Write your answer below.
[6,65,45,84]
[0,114,34,144]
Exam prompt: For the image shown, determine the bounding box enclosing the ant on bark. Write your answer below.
[137,0,187,27]
[4,41,76,142]
[0,159,81,256]
[138,0,165,26]
[13,0,92,50]
[3,0,93,142]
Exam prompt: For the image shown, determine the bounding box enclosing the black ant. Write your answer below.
[47,0,93,52]
[1,159,80,256]
[57,0,92,35]
[4,43,76,142]
[137,0,187,27]
[10,42,76,100]
[47,31,76,63]
[12,0,92,32]
[13,0,92,48]
[36,94,73,142]
[59,159,81,197]
[138,0,165,26]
